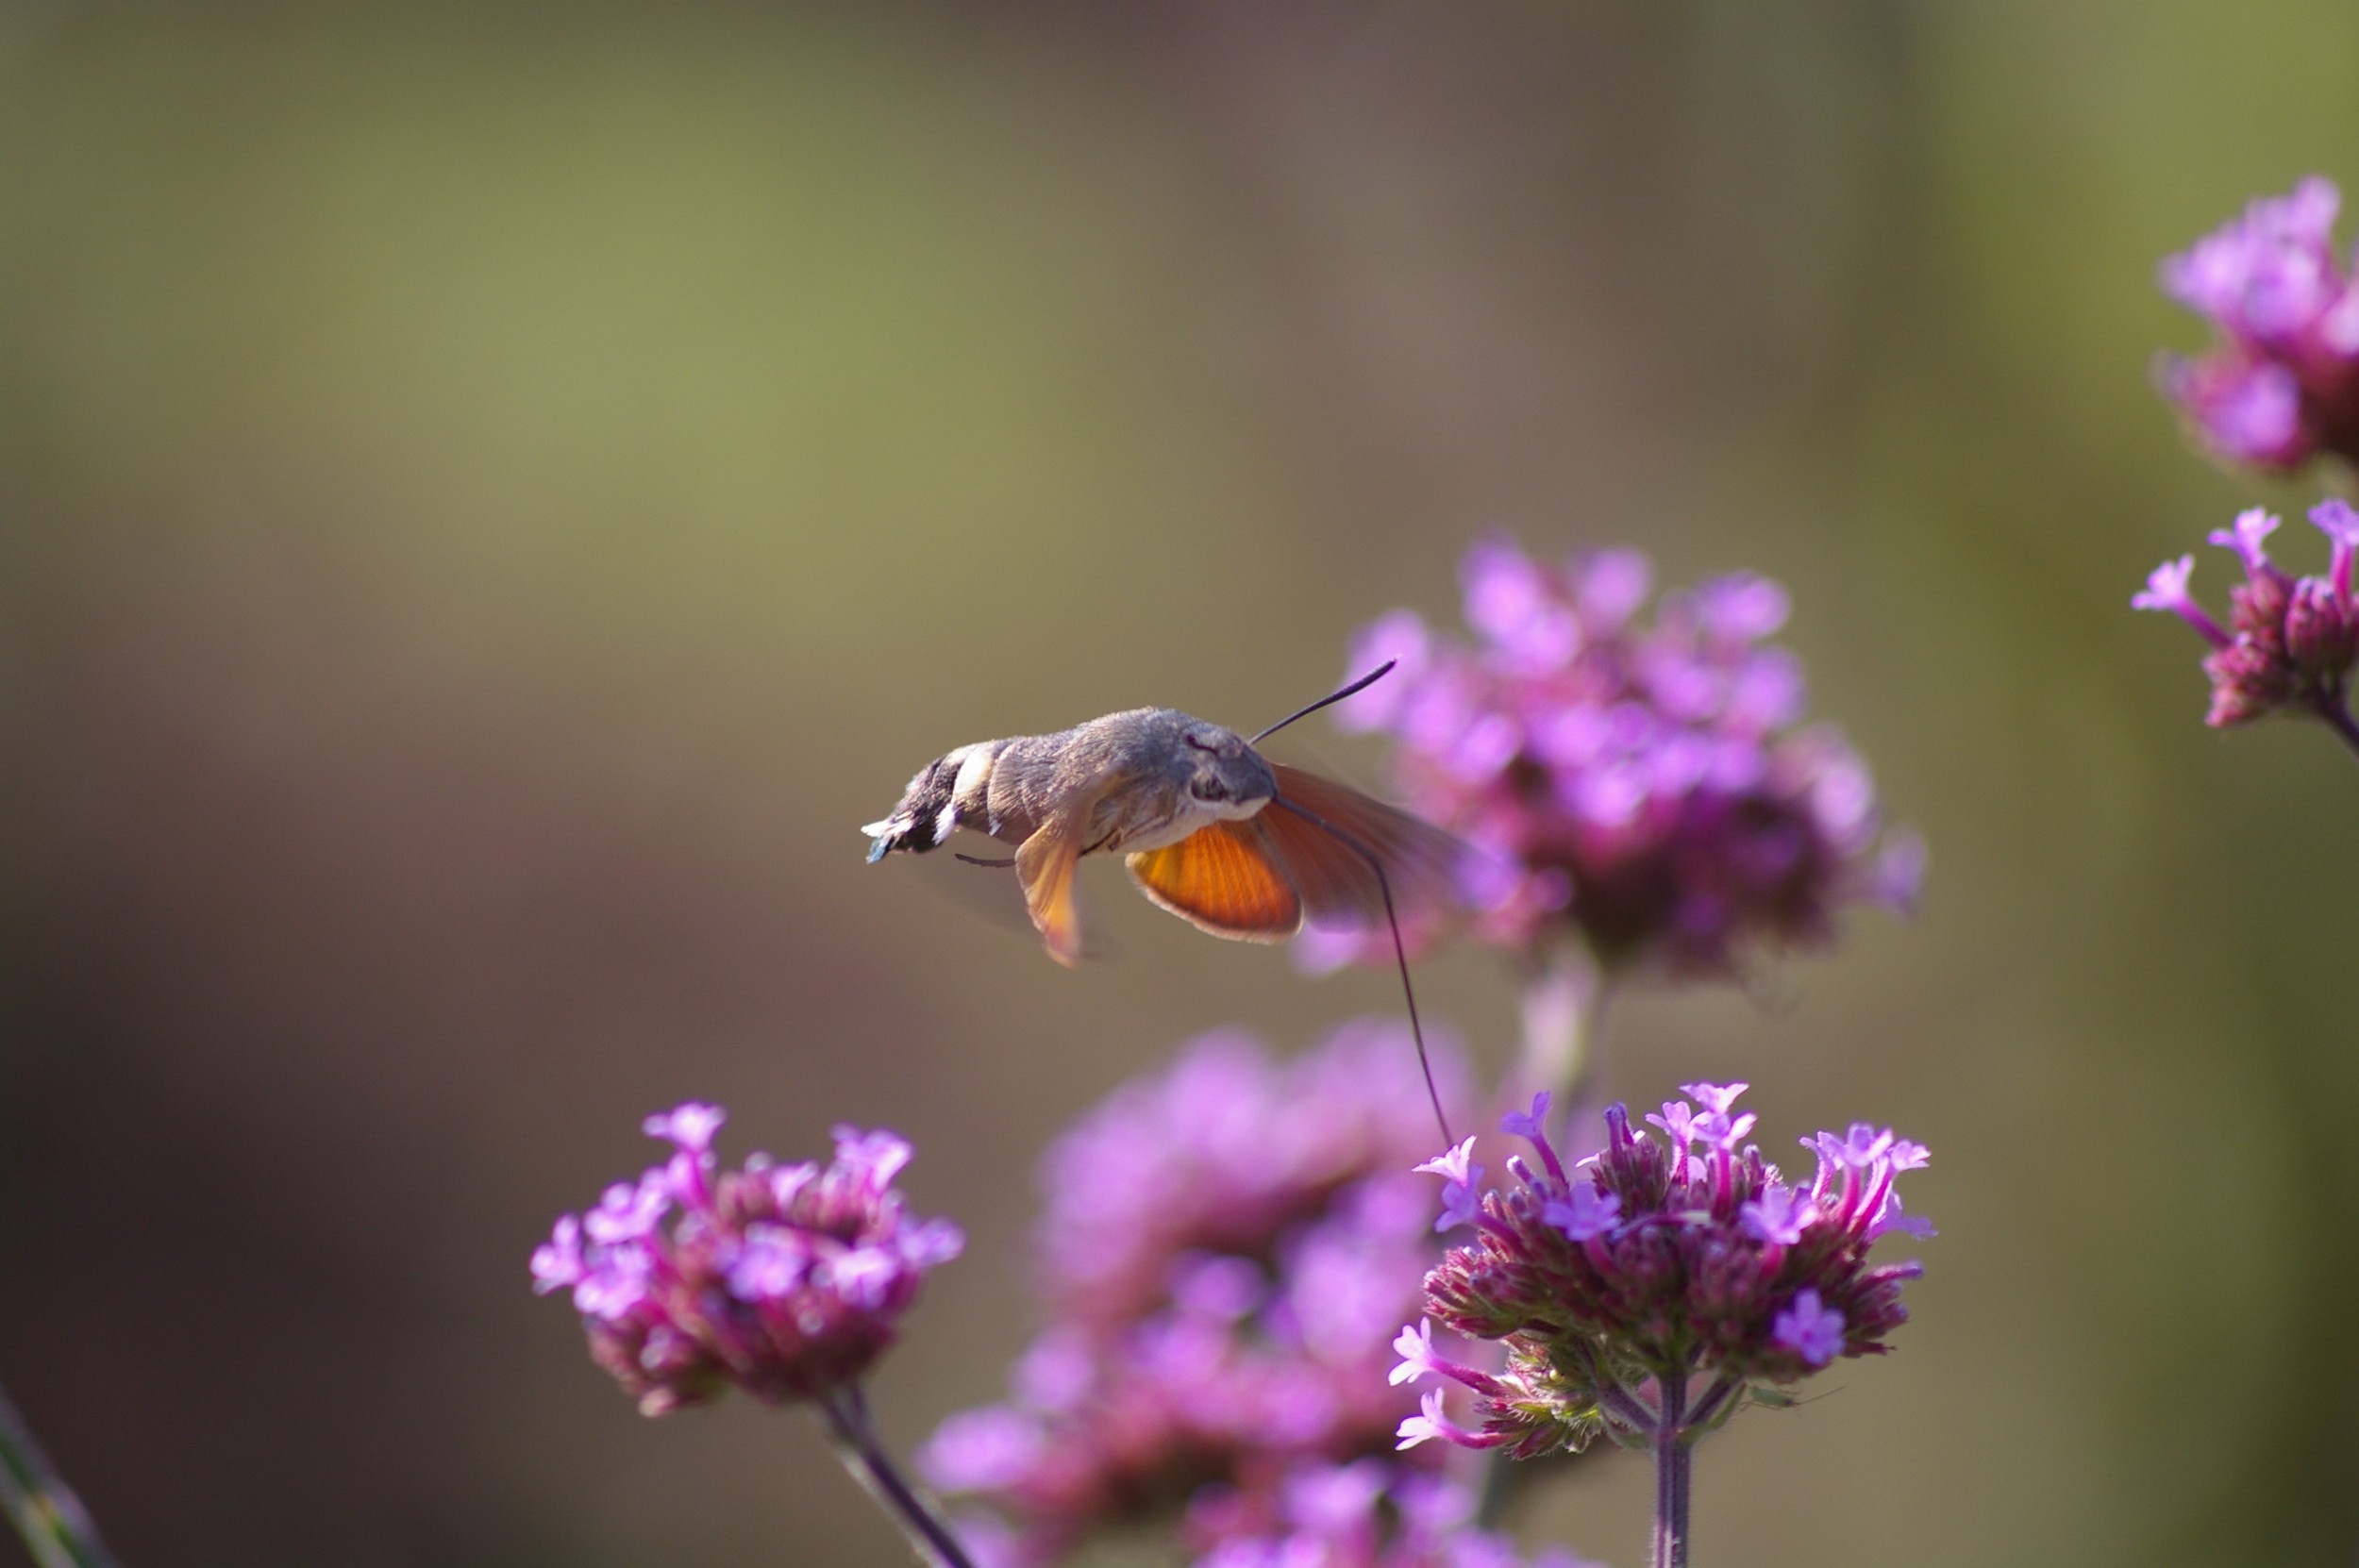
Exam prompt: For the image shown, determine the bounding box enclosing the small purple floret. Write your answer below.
[1414,1139,1486,1233]
[1541,1183,1621,1243]
[643,1101,726,1153]
[1771,1289,1847,1367]
[1499,1091,1552,1141]
[1741,1183,1814,1246]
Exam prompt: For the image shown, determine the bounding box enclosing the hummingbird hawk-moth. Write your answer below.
[861,664,1466,1133]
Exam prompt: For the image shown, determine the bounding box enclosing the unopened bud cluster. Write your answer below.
[530,1103,963,1415]
[1396,1085,1930,1457]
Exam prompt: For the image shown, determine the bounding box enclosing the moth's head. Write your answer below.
[1178,722,1278,818]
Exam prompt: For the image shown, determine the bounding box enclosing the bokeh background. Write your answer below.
[4,3,2356,1565]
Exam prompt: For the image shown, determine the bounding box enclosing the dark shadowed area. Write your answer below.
[3,3,2356,1566]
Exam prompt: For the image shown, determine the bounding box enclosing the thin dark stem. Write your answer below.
[1651,1363,1692,1568]
[817,1387,979,1568]
[0,1376,121,1568]
[2314,694,2359,768]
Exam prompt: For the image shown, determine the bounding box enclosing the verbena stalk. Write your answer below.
[818,1385,979,1568]
[0,1376,122,1568]
[2317,695,2359,766]
[1651,1363,1694,1568]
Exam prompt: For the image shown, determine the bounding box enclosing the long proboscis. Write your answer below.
[1268,793,1453,1146]
[1250,660,1397,745]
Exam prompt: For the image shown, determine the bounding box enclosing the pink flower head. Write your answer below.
[2156,176,2359,475]
[2136,504,2359,727]
[1411,1082,1930,1459]
[1317,535,1916,981]
[530,1106,961,1415]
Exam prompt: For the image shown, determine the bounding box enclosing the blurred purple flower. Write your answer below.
[922,1024,1480,1568]
[1399,1083,1929,1459]
[2133,502,2359,732]
[530,1103,962,1415]
[2157,176,2359,473]
[1032,1023,1471,1328]
[1186,1459,1603,1568]
[1311,535,1918,980]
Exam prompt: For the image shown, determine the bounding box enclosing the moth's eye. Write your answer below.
[1190,776,1228,801]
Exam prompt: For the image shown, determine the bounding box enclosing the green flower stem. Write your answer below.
[817,1385,979,1568]
[0,1376,122,1568]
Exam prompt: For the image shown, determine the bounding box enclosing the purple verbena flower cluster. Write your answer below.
[1314,536,1920,979]
[1189,1458,1603,1568]
[2133,502,2359,727]
[1397,1085,1930,1459]
[2158,175,2359,473]
[921,1025,1490,1568]
[530,1103,962,1415]
[1034,1024,1474,1329]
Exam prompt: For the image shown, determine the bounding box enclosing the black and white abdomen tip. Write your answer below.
[861,743,994,861]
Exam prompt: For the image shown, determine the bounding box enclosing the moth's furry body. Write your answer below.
[862,704,1459,967]
[866,709,1275,866]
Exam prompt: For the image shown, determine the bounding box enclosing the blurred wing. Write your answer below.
[1259,763,1465,931]
[1125,820,1302,942]
[1015,774,1128,967]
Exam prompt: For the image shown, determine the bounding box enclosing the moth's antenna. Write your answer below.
[1250,660,1397,745]
[1269,793,1452,1145]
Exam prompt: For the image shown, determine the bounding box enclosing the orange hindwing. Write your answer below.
[1126,820,1302,942]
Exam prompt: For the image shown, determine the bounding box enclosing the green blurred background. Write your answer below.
[3,3,2356,1565]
